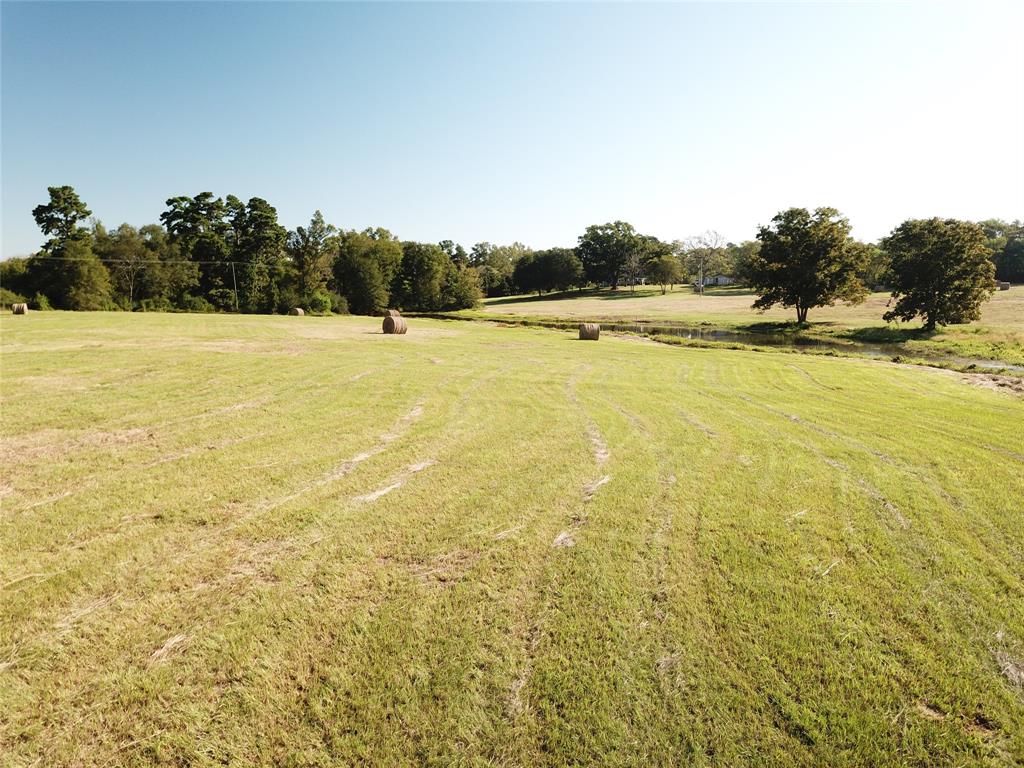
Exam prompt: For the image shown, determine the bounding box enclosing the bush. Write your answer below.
[180,294,215,313]
[30,293,52,311]
[330,293,348,315]
[0,287,27,309]
[207,288,236,312]
[308,291,332,315]
[139,297,173,313]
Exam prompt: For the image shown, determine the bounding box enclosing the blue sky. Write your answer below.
[2,1,1022,258]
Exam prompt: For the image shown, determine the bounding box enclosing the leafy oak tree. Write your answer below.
[334,228,403,315]
[577,221,639,289]
[882,218,995,330]
[748,207,868,323]
[646,254,683,294]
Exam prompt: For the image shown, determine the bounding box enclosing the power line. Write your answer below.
[15,255,273,267]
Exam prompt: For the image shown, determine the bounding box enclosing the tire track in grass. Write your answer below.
[25,355,493,622]
[1,363,498,750]
[1,390,437,666]
[777,360,1024,463]
[502,365,616,733]
[0,360,401,519]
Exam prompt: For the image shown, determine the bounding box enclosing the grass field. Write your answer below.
[473,287,1024,366]
[2,312,1023,766]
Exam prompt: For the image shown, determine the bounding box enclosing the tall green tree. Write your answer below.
[725,240,761,285]
[287,210,336,305]
[31,185,92,249]
[439,240,468,266]
[577,221,639,289]
[29,186,112,310]
[980,219,1024,282]
[229,197,288,312]
[882,218,995,330]
[160,192,233,301]
[471,242,529,297]
[136,225,198,308]
[392,242,450,311]
[94,223,153,307]
[333,228,404,315]
[748,207,868,323]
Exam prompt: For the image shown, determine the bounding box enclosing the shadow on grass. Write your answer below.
[484,290,594,307]
[484,285,759,306]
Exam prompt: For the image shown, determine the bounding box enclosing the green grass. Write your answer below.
[1,312,1023,766]
[468,286,1024,366]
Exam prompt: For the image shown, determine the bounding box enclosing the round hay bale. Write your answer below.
[384,309,402,317]
[383,315,408,334]
[288,307,305,316]
[579,323,600,341]
[998,281,1011,291]
[11,303,28,315]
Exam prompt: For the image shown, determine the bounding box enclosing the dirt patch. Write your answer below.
[679,411,716,439]
[916,702,946,721]
[0,427,150,467]
[400,549,479,587]
[54,593,118,633]
[985,444,1024,463]
[583,474,611,500]
[149,633,188,664]
[966,712,999,738]
[960,373,1024,396]
[552,531,575,548]
[993,648,1024,689]
[16,374,90,391]
[354,459,436,503]
[381,401,425,443]
[586,423,610,464]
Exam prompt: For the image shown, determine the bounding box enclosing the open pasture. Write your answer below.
[476,287,1024,367]
[479,286,1024,330]
[1,312,1022,766]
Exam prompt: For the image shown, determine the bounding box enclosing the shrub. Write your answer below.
[30,292,52,311]
[139,297,173,313]
[330,293,349,315]
[180,294,215,313]
[308,291,332,315]
[0,287,27,309]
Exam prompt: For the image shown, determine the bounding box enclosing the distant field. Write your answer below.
[473,287,1024,367]
[479,285,1024,330]
[1,313,1023,766]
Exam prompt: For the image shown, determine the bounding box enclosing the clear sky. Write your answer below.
[2,1,1022,259]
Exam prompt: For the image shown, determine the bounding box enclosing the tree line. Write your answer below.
[1,186,1020,330]
[0,187,482,316]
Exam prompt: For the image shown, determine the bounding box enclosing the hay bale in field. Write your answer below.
[998,281,1011,291]
[288,307,305,316]
[11,303,28,315]
[383,315,408,334]
[384,309,402,317]
[579,323,600,341]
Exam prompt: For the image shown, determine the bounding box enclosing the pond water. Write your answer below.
[413,313,1023,373]
[611,321,1024,372]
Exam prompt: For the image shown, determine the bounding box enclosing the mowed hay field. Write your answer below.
[479,286,1024,331]
[1,313,1023,767]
